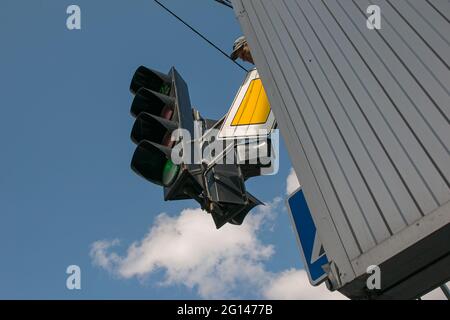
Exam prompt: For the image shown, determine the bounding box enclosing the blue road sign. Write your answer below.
[287,187,329,286]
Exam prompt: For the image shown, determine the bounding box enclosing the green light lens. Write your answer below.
[159,83,171,95]
[162,160,180,186]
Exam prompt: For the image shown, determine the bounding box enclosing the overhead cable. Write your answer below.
[152,0,249,73]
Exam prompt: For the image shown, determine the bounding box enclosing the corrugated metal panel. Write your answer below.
[232,0,450,285]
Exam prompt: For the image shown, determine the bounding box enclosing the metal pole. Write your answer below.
[440,284,450,300]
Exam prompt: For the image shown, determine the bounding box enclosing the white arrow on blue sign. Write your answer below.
[287,187,329,286]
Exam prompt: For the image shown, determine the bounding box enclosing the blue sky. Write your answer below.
[0,0,332,300]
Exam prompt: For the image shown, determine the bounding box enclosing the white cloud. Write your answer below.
[263,269,347,300]
[90,200,281,299]
[90,239,121,273]
[286,168,300,195]
[90,189,346,300]
[90,194,347,299]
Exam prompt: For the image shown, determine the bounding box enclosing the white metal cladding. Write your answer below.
[231,0,450,284]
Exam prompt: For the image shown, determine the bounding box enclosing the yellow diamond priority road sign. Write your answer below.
[219,69,276,139]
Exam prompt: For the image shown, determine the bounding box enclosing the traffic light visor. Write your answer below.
[130,66,172,95]
[131,141,180,187]
[131,113,176,147]
[131,88,175,119]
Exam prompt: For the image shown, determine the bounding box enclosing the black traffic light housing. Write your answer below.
[128,65,263,229]
[129,66,200,199]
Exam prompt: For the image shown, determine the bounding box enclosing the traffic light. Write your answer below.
[130,67,180,188]
[129,66,202,200]
[128,65,264,229]
[204,163,262,228]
